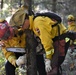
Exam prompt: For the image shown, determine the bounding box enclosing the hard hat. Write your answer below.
[0,20,10,40]
[9,6,28,27]
[67,15,75,21]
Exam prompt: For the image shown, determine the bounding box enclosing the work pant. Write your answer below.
[5,54,46,75]
[5,61,16,75]
[36,54,46,75]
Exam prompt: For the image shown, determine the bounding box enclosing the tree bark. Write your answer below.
[25,29,38,75]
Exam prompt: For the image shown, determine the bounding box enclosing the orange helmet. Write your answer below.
[0,20,10,40]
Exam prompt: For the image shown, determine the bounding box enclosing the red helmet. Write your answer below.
[0,20,10,40]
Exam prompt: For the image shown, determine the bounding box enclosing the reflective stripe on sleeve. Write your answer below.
[46,49,54,56]
[8,55,16,62]
[74,42,76,44]
[65,37,70,42]
[8,56,16,67]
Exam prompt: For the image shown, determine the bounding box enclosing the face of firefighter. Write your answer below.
[22,19,30,30]
[68,21,74,25]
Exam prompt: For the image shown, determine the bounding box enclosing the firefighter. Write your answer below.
[67,14,76,49]
[0,19,26,75]
[67,15,76,32]
[33,12,70,75]
[66,15,76,70]
[9,5,46,75]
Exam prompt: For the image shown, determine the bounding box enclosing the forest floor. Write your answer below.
[61,48,76,75]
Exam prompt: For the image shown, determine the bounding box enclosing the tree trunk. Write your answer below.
[25,29,38,75]
[52,0,57,12]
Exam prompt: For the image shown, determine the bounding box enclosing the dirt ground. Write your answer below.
[61,48,76,75]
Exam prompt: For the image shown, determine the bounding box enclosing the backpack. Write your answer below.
[34,12,62,23]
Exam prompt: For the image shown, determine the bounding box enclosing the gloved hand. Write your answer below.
[16,55,25,66]
[45,59,52,72]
